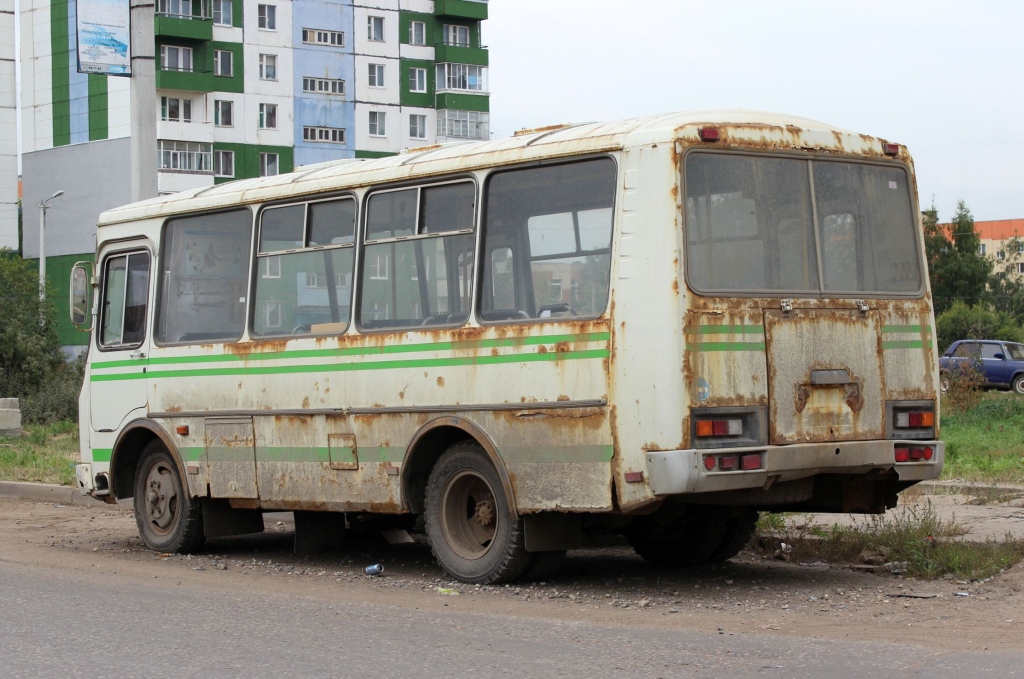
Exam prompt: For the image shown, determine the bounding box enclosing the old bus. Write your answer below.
[71,111,943,584]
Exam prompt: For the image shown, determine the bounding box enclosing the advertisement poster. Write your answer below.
[76,0,131,76]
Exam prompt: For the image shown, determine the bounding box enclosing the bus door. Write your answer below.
[763,307,885,444]
[90,246,152,431]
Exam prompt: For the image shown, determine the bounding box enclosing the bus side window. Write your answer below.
[155,210,251,344]
[480,158,616,322]
[99,252,150,349]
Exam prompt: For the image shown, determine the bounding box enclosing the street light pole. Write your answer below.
[38,189,64,303]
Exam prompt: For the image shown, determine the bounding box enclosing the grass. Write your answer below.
[757,503,1024,580]
[0,420,80,486]
[941,392,1024,483]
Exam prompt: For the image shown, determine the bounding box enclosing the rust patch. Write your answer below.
[554,341,571,353]
[538,345,548,354]
[557,394,570,401]
[436,376,445,387]
[165,406,182,413]
[301,396,310,409]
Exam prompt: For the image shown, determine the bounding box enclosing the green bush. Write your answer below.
[935,301,1022,355]
[0,249,81,423]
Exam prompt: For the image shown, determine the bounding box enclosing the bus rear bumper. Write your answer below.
[645,440,944,496]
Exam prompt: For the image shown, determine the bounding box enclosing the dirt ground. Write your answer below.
[2,488,1023,653]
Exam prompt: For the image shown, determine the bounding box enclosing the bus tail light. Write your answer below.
[887,402,936,440]
[895,446,934,463]
[690,407,768,450]
[740,453,763,470]
[702,453,763,472]
[895,411,934,428]
[883,143,900,156]
[695,419,743,437]
[699,127,720,142]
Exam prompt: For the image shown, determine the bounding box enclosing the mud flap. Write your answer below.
[523,513,582,552]
[201,498,264,538]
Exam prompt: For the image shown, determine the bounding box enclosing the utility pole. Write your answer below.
[38,189,64,303]
[130,0,158,201]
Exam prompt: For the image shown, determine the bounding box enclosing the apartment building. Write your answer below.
[18,0,489,349]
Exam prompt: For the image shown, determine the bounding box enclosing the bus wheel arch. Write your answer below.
[110,419,183,501]
[401,416,517,518]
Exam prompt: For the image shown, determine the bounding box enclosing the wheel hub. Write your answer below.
[473,498,495,528]
[143,462,178,534]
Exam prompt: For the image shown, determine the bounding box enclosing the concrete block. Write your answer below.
[0,397,22,437]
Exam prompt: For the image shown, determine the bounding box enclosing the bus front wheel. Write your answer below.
[424,441,530,584]
[133,441,205,553]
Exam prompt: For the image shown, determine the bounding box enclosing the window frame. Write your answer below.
[160,96,192,123]
[356,177,479,333]
[212,0,232,25]
[96,248,152,352]
[260,152,279,177]
[368,63,385,88]
[368,111,386,137]
[213,149,234,178]
[213,49,233,77]
[251,195,359,338]
[160,44,193,72]
[302,28,344,46]
[302,76,345,95]
[409,67,427,93]
[409,114,427,140]
[409,20,426,45]
[258,53,278,81]
[258,103,278,130]
[257,3,276,30]
[681,148,925,299]
[367,15,384,41]
[213,99,233,127]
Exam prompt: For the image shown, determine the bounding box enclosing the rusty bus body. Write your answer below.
[72,111,942,583]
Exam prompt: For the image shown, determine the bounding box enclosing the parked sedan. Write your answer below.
[939,340,1024,393]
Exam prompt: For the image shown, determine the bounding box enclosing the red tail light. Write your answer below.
[717,455,738,471]
[740,453,763,470]
[699,127,720,142]
[894,447,910,462]
[883,143,900,156]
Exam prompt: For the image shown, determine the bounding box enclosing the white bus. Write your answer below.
[71,111,943,584]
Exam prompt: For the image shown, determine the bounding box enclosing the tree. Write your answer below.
[934,301,1022,355]
[0,249,65,401]
[924,200,991,316]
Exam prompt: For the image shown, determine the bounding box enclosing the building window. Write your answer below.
[409,67,426,93]
[157,0,192,18]
[368,252,389,280]
[213,49,233,76]
[409,114,426,140]
[443,24,470,46]
[437,63,485,92]
[1017,262,1024,275]
[368,63,384,87]
[437,109,489,140]
[160,96,191,122]
[259,301,283,329]
[157,140,212,173]
[257,4,276,29]
[260,152,279,177]
[160,45,193,72]
[212,0,232,25]
[214,150,234,177]
[214,99,233,127]
[258,53,277,80]
[409,20,425,45]
[258,103,277,129]
[302,28,344,46]
[367,15,384,41]
[302,77,345,95]
[260,255,281,278]
[979,244,987,256]
[368,111,386,137]
[303,126,346,144]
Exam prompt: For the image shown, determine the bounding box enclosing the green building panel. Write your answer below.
[87,75,108,141]
[25,254,95,347]
[399,11,438,46]
[435,92,489,113]
[230,0,244,28]
[355,150,396,159]
[434,0,487,21]
[208,41,246,94]
[434,44,488,66]
[154,15,213,41]
[213,142,294,181]
[400,58,435,108]
[50,0,70,147]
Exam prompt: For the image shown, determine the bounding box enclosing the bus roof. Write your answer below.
[98,109,903,227]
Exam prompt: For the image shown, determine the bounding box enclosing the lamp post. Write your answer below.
[38,189,64,303]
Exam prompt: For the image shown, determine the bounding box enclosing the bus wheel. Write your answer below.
[707,511,759,563]
[424,441,530,584]
[627,512,729,568]
[133,441,205,554]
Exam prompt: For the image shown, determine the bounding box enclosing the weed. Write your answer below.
[941,361,985,413]
[755,501,1024,579]
[941,392,1024,483]
[0,421,79,485]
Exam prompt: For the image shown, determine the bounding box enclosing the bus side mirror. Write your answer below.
[70,262,95,331]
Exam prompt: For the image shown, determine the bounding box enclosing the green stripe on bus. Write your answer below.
[90,332,611,371]
[90,349,610,382]
[92,448,112,462]
[256,447,333,463]
[882,340,934,350]
[92,447,204,462]
[881,325,932,334]
[685,342,766,352]
[692,325,765,335]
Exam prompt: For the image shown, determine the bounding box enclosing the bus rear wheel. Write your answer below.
[424,441,529,584]
[707,511,759,563]
[133,441,205,553]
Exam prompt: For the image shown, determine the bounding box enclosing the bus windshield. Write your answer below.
[684,152,922,296]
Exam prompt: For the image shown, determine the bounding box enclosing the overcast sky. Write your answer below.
[486,0,1024,223]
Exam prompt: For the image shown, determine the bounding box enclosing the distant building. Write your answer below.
[18,0,490,350]
[973,219,1024,274]
[0,0,16,250]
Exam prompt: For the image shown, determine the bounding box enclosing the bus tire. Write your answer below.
[133,441,205,554]
[707,511,759,563]
[424,441,529,584]
[627,512,729,568]
[520,550,566,581]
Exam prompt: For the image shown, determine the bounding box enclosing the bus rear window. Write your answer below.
[684,153,921,296]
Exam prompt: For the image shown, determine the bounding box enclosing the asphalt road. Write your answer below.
[2,556,1023,679]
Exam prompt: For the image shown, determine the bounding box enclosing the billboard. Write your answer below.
[76,0,131,76]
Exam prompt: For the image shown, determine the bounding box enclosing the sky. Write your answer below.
[486,0,1024,223]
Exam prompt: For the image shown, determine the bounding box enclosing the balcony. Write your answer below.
[156,67,213,92]
[154,0,213,41]
[434,0,487,20]
[433,41,488,67]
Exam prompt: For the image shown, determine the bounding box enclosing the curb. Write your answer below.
[0,480,106,506]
